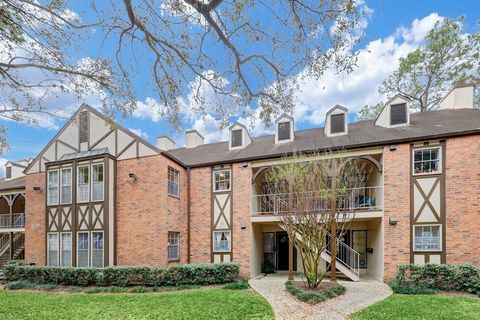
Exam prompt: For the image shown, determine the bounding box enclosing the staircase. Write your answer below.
[0,232,25,267]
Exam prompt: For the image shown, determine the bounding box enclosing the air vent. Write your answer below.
[390,103,407,125]
[331,114,345,134]
[231,129,243,148]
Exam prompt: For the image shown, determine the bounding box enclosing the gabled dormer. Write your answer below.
[275,114,294,144]
[325,105,348,137]
[229,122,251,150]
[375,94,410,128]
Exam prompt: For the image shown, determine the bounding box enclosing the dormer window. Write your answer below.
[5,167,11,179]
[229,122,251,150]
[390,103,407,125]
[331,114,345,134]
[231,129,243,148]
[278,122,291,141]
[275,114,294,143]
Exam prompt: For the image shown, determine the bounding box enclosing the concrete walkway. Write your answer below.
[249,273,392,320]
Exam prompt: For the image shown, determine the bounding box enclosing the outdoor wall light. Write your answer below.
[128,173,137,182]
[239,221,247,229]
[389,145,397,151]
[33,186,42,192]
[389,216,399,225]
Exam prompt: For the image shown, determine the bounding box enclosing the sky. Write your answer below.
[1,0,479,174]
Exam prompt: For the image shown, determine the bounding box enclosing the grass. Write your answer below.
[352,294,480,320]
[0,288,273,320]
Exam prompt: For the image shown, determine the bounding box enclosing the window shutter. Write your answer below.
[278,122,291,141]
[231,129,243,147]
[390,103,407,125]
[79,111,89,143]
[330,114,345,134]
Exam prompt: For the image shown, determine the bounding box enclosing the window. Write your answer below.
[47,170,59,205]
[331,113,345,134]
[79,111,89,143]
[167,232,180,261]
[278,122,291,141]
[413,147,441,175]
[414,225,441,251]
[92,164,104,201]
[77,232,89,267]
[47,233,59,266]
[213,231,231,252]
[61,233,72,266]
[168,167,180,197]
[92,232,104,267]
[213,169,231,192]
[390,103,407,125]
[5,167,11,179]
[231,129,243,148]
[60,168,72,204]
[77,166,89,202]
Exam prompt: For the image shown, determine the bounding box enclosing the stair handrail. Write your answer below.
[0,233,9,253]
[325,231,360,278]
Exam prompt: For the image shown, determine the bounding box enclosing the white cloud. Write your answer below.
[0,158,8,178]
[128,128,149,139]
[132,97,167,122]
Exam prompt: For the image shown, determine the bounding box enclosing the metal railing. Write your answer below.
[0,213,25,229]
[251,186,383,215]
[325,231,360,279]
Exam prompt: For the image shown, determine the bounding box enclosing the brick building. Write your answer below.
[1,84,479,282]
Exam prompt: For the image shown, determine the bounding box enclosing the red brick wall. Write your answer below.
[383,144,411,281]
[232,163,252,278]
[25,172,46,265]
[445,135,480,265]
[116,155,188,266]
[189,167,212,264]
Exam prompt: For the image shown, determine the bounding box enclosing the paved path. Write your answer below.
[249,273,392,320]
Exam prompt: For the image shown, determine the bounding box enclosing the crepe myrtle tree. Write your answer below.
[0,0,368,153]
[266,152,370,288]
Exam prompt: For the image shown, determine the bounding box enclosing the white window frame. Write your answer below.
[91,231,104,268]
[167,167,180,197]
[412,146,442,176]
[47,170,59,206]
[77,166,90,203]
[77,231,90,267]
[213,230,231,253]
[60,168,72,205]
[47,232,59,266]
[60,232,72,267]
[92,163,104,202]
[213,169,231,192]
[413,224,442,252]
[167,231,180,261]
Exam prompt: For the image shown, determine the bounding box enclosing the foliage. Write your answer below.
[4,262,240,287]
[6,280,35,290]
[223,280,249,290]
[379,17,480,112]
[0,289,274,320]
[285,281,346,304]
[261,261,276,275]
[266,151,370,288]
[357,102,383,120]
[392,263,480,295]
[351,294,480,320]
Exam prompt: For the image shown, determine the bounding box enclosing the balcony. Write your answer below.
[251,186,383,216]
[0,213,25,229]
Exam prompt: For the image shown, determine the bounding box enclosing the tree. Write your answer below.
[266,152,369,288]
[379,17,480,113]
[357,102,383,120]
[0,0,369,152]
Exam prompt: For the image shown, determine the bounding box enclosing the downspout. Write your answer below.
[187,166,191,264]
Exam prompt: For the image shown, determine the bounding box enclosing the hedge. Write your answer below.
[3,262,240,287]
[285,281,346,304]
[392,264,480,295]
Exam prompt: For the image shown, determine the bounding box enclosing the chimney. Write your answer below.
[439,83,474,109]
[156,136,175,151]
[185,129,204,148]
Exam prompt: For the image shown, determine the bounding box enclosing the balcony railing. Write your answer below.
[0,213,25,229]
[251,186,383,215]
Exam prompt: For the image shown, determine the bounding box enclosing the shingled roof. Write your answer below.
[0,176,25,192]
[168,108,480,167]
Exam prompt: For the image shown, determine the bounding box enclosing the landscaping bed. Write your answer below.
[285,280,346,304]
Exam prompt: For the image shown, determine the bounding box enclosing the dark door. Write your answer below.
[276,232,296,271]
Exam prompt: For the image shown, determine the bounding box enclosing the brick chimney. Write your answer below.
[439,83,475,109]
[185,129,204,148]
[156,136,175,151]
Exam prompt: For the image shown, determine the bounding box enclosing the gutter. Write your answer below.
[187,166,191,263]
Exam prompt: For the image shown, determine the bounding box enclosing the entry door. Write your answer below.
[276,232,296,271]
[352,230,367,268]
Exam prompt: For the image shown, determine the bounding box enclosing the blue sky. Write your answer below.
[1,0,479,171]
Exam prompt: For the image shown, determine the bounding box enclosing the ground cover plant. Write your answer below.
[285,280,346,304]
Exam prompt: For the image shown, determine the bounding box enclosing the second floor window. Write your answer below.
[413,147,441,175]
[77,166,89,203]
[47,170,59,205]
[213,169,231,192]
[92,164,104,201]
[168,167,179,197]
[60,168,72,204]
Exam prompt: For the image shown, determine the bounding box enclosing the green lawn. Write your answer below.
[352,294,480,320]
[0,288,274,320]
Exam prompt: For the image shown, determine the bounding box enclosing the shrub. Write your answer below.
[223,280,249,290]
[4,263,240,288]
[7,280,36,290]
[392,264,480,295]
[285,281,346,304]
